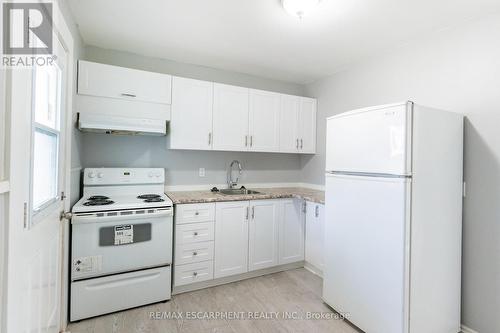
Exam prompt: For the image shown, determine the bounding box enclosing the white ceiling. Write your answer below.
[68,0,500,84]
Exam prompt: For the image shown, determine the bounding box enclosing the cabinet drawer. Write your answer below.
[174,261,214,286]
[175,241,214,265]
[175,203,215,224]
[176,222,214,244]
[70,266,171,321]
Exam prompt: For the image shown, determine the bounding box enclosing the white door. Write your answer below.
[298,97,316,153]
[248,200,279,271]
[212,83,249,151]
[305,201,325,272]
[6,30,73,333]
[279,94,300,152]
[248,89,280,152]
[170,77,213,150]
[325,103,412,174]
[214,201,249,278]
[77,60,172,104]
[323,174,410,333]
[279,199,305,264]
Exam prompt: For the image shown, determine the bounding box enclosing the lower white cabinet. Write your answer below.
[174,261,214,287]
[174,203,216,288]
[214,201,249,278]
[305,201,325,272]
[279,199,305,265]
[248,200,280,271]
[175,199,306,288]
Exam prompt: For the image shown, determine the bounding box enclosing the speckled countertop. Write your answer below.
[166,187,325,205]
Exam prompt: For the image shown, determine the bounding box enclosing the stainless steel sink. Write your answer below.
[219,188,261,195]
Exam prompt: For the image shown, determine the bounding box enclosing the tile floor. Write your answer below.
[67,268,361,333]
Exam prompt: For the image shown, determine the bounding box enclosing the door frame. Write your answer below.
[52,4,76,330]
[3,2,75,332]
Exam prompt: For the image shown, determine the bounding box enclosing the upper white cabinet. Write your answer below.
[299,97,317,153]
[305,201,325,273]
[279,95,300,153]
[279,199,305,264]
[248,200,280,271]
[212,83,249,151]
[214,201,249,278]
[170,77,214,150]
[77,60,172,104]
[279,95,316,154]
[248,90,281,152]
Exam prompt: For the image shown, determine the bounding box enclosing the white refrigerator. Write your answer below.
[323,101,463,333]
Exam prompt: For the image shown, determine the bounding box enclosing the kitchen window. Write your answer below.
[30,62,63,221]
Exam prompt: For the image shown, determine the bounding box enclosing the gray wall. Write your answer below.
[80,46,306,188]
[303,13,500,333]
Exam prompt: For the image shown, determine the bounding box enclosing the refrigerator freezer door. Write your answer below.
[323,173,410,333]
[326,103,412,175]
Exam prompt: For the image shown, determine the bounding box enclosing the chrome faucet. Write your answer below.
[227,160,242,189]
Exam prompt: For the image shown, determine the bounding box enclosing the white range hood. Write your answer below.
[78,113,167,136]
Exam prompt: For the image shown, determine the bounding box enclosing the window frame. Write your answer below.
[29,61,64,225]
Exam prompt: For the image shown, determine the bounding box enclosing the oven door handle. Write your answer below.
[72,209,173,224]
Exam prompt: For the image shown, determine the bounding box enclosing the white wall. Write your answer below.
[79,46,306,188]
[303,13,500,333]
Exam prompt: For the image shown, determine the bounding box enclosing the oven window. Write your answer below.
[99,223,152,246]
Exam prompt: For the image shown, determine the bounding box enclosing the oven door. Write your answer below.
[71,208,173,281]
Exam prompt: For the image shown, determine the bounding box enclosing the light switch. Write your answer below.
[199,168,206,177]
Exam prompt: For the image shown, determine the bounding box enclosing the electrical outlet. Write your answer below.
[199,168,206,177]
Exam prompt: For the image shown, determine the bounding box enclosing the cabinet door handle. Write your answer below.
[251,206,255,219]
[193,272,198,277]
[121,93,136,98]
[296,138,299,149]
[315,205,319,218]
[193,252,198,256]
[300,139,303,149]
[193,232,198,236]
[208,133,212,145]
[245,135,248,147]
[246,206,249,220]
[250,135,253,147]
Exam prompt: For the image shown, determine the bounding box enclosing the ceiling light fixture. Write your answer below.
[282,0,321,19]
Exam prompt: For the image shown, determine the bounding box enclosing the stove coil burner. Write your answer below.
[83,200,115,206]
[137,194,161,199]
[144,198,165,203]
[88,195,110,201]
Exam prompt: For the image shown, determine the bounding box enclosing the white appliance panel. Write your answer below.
[323,174,410,333]
[326,103,411,175]
[71,211,173,280]
[70,266,171,321]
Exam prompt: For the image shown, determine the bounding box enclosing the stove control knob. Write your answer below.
[97,172,104,178]
[88,172,96,178]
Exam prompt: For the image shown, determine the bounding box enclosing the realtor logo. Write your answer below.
[2,2,53,55]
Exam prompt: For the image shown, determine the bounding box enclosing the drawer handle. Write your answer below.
[193,252,198,256]
[193,232,198,236]
[195,211,199,216]
[121,93,136,98]
[193,272,198,277]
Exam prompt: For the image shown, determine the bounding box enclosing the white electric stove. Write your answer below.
[70,168,173,321]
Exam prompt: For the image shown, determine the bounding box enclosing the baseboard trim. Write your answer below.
[461,324,479,333]
[304,261,323,277]
[172,261,304,295]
